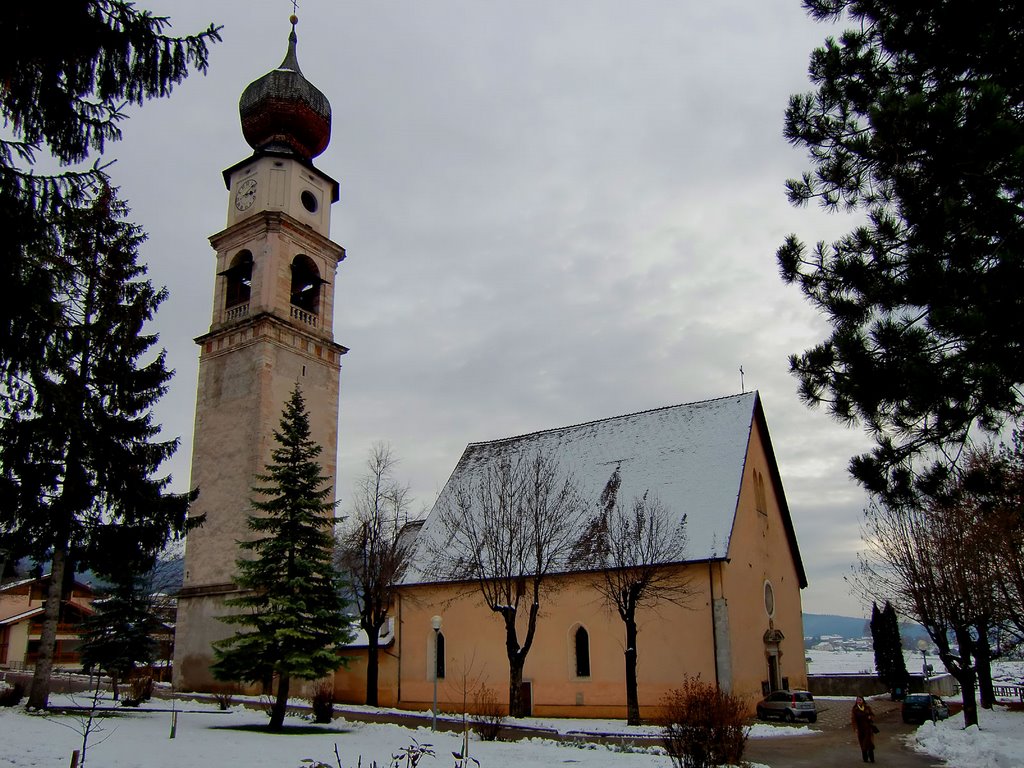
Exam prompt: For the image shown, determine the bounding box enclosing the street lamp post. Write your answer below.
[431,615,442,731]
[917,638,935,722]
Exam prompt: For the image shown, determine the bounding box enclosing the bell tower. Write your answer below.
[174,16,347,691]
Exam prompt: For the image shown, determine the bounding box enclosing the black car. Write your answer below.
[901,693,950,724]
[756,689,818,723]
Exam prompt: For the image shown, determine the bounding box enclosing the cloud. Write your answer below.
[122,1,865,615]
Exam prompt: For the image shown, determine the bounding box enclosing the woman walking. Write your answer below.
[852,696,877,763]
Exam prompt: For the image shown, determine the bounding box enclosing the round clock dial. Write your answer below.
[234,178,258,211]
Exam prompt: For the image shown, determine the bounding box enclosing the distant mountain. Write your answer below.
[803,613,870,639]
[803,613,931,645]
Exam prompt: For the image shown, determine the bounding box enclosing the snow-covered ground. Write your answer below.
[0,651,1022,768]
[808,650,1024,768]
[914,708,1022,768]
[0,694,668,768]
[807,647,1024,685]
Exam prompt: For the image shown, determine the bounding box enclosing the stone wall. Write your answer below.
[808,673,957,698]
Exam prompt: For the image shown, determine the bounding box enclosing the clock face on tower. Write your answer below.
[234,178,258,211]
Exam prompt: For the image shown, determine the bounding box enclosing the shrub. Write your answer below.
[131,675,153,702]
[311,679,334,724]
[469,685,505,741]
[213,687,236,710]
[659,677,749,768]
[0,681,25,707]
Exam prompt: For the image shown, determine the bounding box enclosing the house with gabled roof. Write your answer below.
[335,391,808,718]
[0,574,95,670]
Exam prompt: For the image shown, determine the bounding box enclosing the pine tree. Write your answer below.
[777,1,1024,504]
[0,5,220,402]
[1,187,195,709]
[871,601,909,697]
[1,3,219,710]
[80,572,158,699]
[212,386,352,731]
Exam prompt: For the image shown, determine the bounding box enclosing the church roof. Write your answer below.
[404,391,804,585]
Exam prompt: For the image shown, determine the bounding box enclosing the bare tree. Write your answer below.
[335,443,414,706]
[855,484,1008,727]
[428,450,589,717]
[583,466,691,725]
[985,435,1024,650]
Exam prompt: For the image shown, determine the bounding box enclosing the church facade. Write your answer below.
[334,393,809,718]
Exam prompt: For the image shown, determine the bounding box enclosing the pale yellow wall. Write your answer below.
[720,415,807,700]
[393,568,720,719]
[333,646,400,706]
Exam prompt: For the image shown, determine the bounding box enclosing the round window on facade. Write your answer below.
[300,190,319,213]
[764,581,776,618]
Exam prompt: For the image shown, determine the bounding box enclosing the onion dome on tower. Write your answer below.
[239,15,331,160]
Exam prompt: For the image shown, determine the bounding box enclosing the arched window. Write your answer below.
[290,255,322,314]
[223,250,253,309]
[435,631,446,680]
[754,470,767,515]
[574,626,591,678]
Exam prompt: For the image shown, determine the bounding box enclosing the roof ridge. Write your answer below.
[466,391,756,449]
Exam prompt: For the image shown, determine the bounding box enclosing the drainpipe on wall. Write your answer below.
[709,560,720,688]
[396,592,402,706]
[709,559,733,693]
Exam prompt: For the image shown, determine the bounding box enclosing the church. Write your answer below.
[173,17,810,717]
[332,392,809,718]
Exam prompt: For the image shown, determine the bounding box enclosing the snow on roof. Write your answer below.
[342,617,396,649]
[0,607,44,626]
[404,392,758,584]
[0,573,95,595]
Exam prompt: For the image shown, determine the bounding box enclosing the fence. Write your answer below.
[993,685,1024,702]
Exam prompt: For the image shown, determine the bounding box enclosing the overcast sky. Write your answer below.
[104,1,877,617]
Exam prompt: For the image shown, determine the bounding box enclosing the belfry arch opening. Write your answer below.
[290,254,322,315]
[223,249,253,309]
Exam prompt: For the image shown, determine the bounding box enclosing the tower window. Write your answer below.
[574,625,591,678]
[290,255,322,314]
[300,190,319,213]
[223,250,253,309]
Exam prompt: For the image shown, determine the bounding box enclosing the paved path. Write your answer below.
[745,698,948,768]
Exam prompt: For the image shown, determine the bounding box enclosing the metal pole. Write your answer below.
[431,614,442,731]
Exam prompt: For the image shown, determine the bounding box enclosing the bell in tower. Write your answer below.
[173,15,348,693]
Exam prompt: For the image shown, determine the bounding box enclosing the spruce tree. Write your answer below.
[0,3,219,710]
[1,187,195,709]
[0,4,220,402]
[212,386,352,731]
[777,1,1024,504]
[80,572,158,699]
[871,601,908,697]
